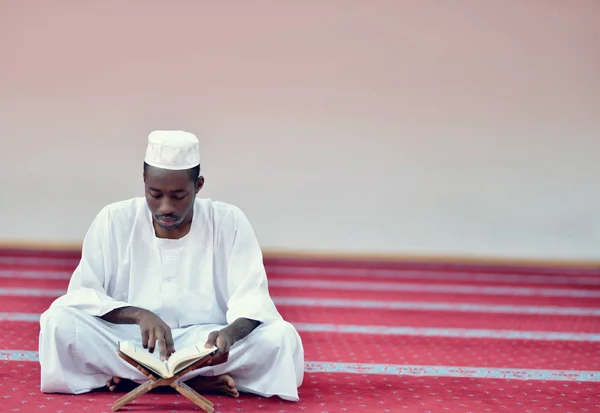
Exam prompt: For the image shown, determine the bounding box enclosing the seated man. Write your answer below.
[38,130,304,401]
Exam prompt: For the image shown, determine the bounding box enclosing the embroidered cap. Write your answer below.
[144,130,200,170]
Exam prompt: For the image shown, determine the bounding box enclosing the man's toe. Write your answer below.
[106,377,122,392]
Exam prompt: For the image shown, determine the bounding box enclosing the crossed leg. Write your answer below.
[39,306,304,401]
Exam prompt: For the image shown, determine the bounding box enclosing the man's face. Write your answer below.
[143,165,203,231]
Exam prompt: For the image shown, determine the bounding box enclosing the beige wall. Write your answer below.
[1,1,599,260]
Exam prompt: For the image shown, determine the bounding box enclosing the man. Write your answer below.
[38,130,304,401]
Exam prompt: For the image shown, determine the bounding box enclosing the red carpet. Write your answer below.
[1,249,599,412]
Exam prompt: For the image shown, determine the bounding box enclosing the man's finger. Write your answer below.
[148,330,156,353]
[141,329,149,349]
[216,335,228,355]
[158,335,168,361]
[166,332,176,355]
[204,331,219,348]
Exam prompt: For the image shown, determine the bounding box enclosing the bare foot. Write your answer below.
[106,377,138,392]
[185,374,239,398]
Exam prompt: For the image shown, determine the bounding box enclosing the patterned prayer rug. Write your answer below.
[1,248,599,412]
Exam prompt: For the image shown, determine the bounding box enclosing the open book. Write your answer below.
[118,341,218,379]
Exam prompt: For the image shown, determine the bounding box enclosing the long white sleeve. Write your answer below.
[50,206,131,316]
[222,207,283,325]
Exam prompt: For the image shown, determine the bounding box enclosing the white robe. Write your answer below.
[38,197,304,400]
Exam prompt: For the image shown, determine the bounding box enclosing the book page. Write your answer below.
[166,345,218,375]
[119,341,169,378]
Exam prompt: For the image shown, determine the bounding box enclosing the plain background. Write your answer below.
[1,1,599,260]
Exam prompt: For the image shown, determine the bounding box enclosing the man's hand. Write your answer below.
[204,328,236,366]
[137,311,175,361]
[203,318,261,366]
[100,306,176,361]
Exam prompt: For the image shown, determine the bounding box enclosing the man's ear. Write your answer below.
[196,176,204,194]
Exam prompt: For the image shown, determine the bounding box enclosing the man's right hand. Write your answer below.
[137,310,175,361]
[101,306,176,361]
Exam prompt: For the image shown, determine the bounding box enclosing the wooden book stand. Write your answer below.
[111,348,215,412]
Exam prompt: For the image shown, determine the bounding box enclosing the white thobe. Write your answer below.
[38,197,304,400]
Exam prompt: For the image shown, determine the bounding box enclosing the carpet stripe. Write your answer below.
[0,257,79,267]
[270,287,600,308]
[4,280,597,309]
[4,281,599,300]
[2,300,598,332]
[0,288,598,316]
[3,267,600,287]
[274,297,600,316]
[2,350,598,382]
[4,312,599,342]
[0,269,600,292]
[282,306,600,333]
[268,279,600,298]
[5,253,600,276]
[268,266,600,286]
[292,323,600,342]
[0,270,71,280]
[1,350,40,361]
[0,288,66,296]
[2,311,595,342]
[304,362,600,381]
[0,312,40,321]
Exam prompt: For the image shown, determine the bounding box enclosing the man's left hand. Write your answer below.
[204,328,236,365]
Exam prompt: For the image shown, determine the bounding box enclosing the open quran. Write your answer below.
[117,341,218,379]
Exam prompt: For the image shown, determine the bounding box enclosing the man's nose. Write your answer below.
[159,199,175,215]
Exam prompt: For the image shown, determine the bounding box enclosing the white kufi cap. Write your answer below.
[144,130,200,170]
